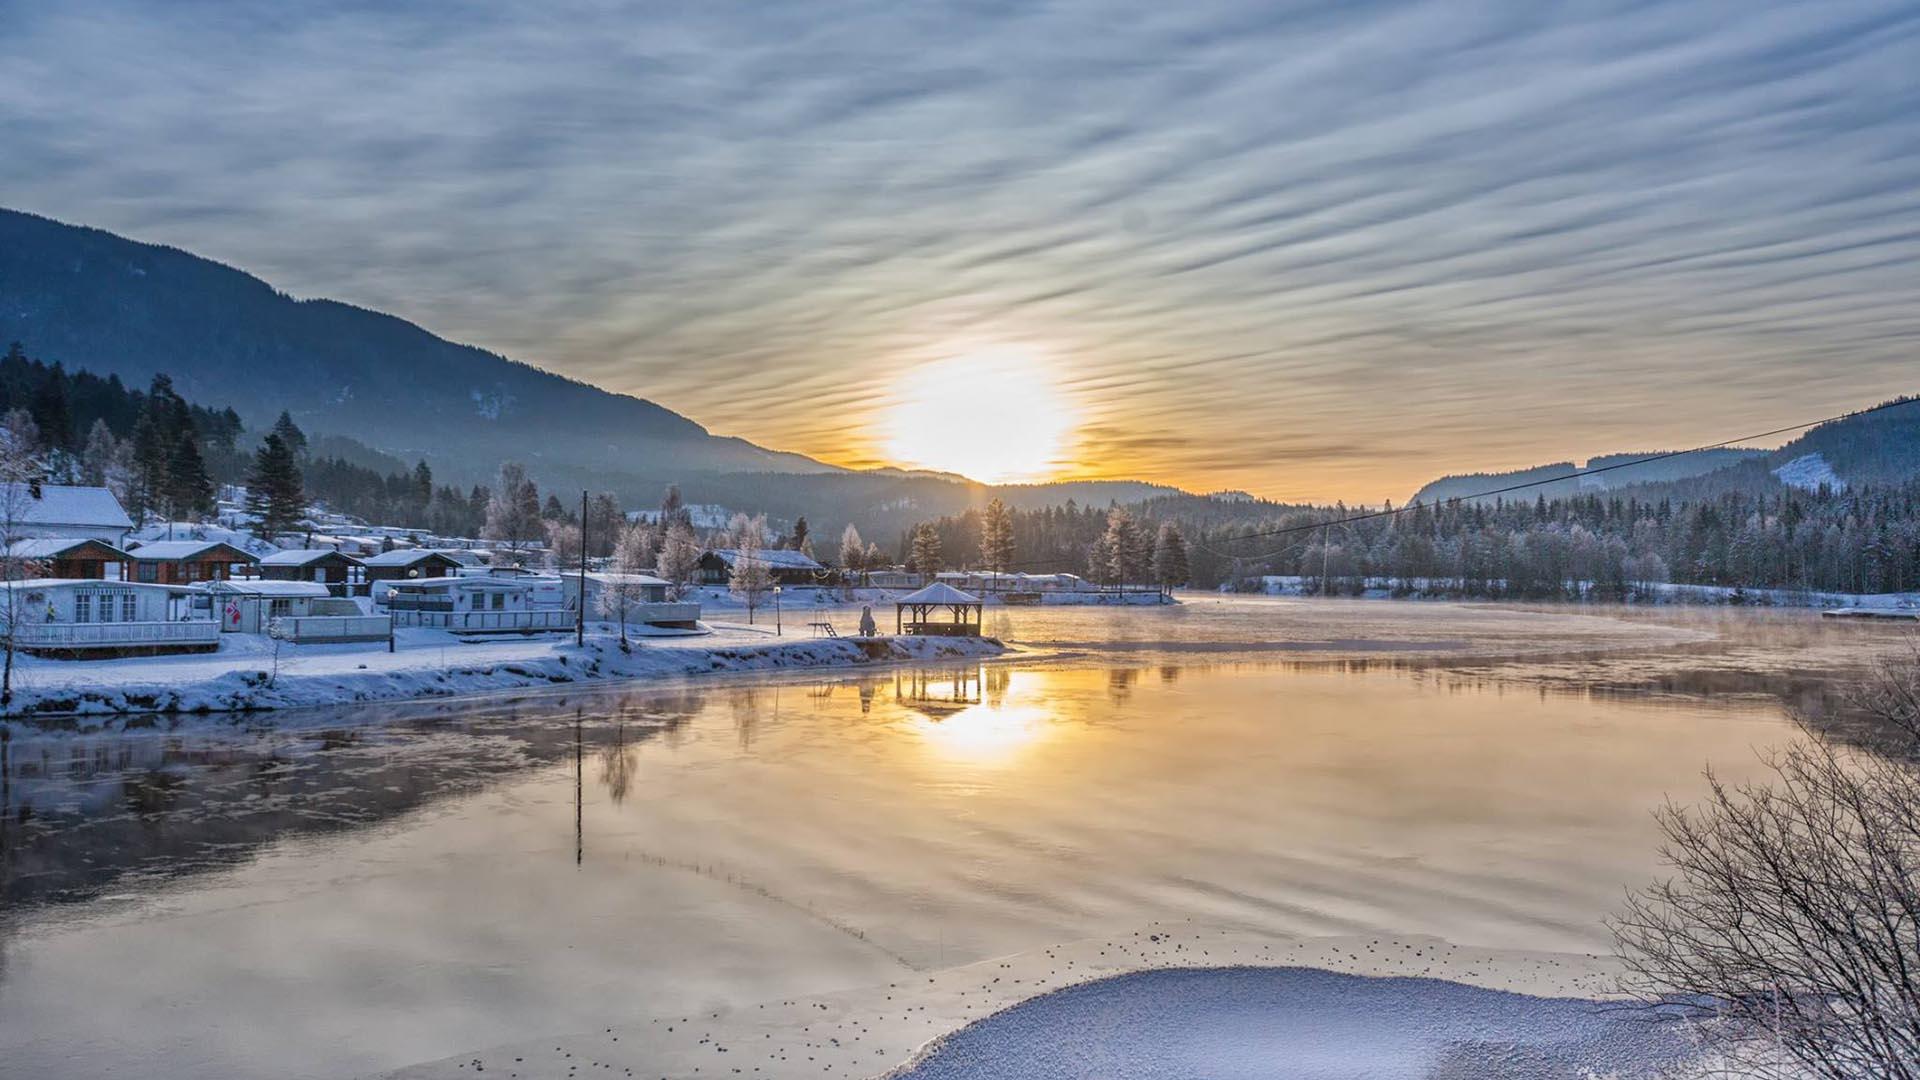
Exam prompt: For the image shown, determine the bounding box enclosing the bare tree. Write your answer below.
[1612,647,1920,1079]
[0,415,48,707]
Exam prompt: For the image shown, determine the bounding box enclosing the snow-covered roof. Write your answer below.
[386,575,532,591]
[584,571,670,587]
[202,580,331,597]
[5,537,128,558]
[126,540,256,561]
[259,548,360,566]
[5,577,180,593]
[897,582,981,605]
[706,548,825,571]
[361,548,462,566]
[0,483,133,530]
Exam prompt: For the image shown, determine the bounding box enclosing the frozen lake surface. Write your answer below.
[0,597,1907,1078]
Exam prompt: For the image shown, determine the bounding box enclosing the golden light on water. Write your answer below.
[881,345,1077,484]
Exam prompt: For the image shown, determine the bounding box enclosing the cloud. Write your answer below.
[1,0,1916,501]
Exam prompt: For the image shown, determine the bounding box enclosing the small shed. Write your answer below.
[6,537,133,580]
[259,548,368,595]
[126,539,259,584]
[895,582,984,637]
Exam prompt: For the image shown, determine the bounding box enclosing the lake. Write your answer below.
[0,597,1909,1079]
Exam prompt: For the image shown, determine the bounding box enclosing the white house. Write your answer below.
[564,572,702,629]
[384,576,573,635]
[3,579,216,657]
[0,483,135,545]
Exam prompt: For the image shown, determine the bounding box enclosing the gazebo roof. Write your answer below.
[896,582,981,606]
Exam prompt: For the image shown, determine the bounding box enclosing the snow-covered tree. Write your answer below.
[656,522,702,600]
[546,520,583,571]
[1104,507,1150,584]
[839,523,866,579]
[599,522,658,649]
[980,497,1015,575]
[728,514,774,623]
[484,461,543,563]
[0,432,48,705]
[908,523,943,578]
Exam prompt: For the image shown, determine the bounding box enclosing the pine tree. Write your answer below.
[245,433,306,539]
[839,523,865,575]
[981,497,1015,573]
[909,522,943,578]
[1152,521,1190,591]
[271,411,308,458]
[128,412,167,525]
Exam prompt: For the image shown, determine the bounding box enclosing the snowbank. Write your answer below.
[3,628,1005,722]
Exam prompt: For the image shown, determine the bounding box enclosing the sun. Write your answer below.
[882,345,1077,484]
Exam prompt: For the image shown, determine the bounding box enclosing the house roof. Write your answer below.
[897,582,982,606]
[584,571,670,587]
[126,540,257,561]
[361,548,462,567]
[0,483,134,530]
[202,580,331,597]
[706,547,825,571]
[5,537,129,559]
[259,548,361,567]
[5,577,181,593]
[386,575,532,591]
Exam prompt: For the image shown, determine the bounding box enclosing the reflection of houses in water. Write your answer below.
[893,666,984,720]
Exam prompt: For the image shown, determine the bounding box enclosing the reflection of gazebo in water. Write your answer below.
[894,666,983,719]
[895,582,985,636]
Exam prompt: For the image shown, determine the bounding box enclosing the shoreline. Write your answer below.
[1,630,1007,724]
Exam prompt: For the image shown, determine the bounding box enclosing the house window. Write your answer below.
[74,593,91,623]
[491,592,506,611]
[137,563,157,583]
[121,593,137,622]
[270,599,293,619]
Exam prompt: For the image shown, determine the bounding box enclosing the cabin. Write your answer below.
[0,482,135,545]
[258,549,368,595]
[564,572,702,629]
[5,579,217,658]
[360,548,465,584]
[384,576,573,635]
[199,580,391,643]
[5,537,132,580]
[125,540,259,584]
[698,548,829,586]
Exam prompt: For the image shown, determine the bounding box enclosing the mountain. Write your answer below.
[0,207,1192,540]
[1407,397,1920,507]
[0,208,834,485]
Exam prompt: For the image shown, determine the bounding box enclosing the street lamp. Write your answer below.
[773,585,782,636]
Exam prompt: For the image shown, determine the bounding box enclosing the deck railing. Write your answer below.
[390,608,575,632]
[11,620,222,649]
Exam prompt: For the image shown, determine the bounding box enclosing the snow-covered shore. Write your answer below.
[3,627,1005,722]
[1256,574,1920,612]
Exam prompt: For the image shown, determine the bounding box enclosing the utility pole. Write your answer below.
[576,489,587,647]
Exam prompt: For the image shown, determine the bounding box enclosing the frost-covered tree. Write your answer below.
[728,514,774,623]
[839,523,865,573]
[1104,507,1150,584]
[599,522,658,649]
[484,461,543,563]
[656,521,701,600]
[0,431,48,705]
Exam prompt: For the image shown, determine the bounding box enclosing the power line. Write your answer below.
[996,393,1917,573]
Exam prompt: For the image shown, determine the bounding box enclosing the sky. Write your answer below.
[1,1,1917,502]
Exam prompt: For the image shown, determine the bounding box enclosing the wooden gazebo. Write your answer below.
[895,582,985,637]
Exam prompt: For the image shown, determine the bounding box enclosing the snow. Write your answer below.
[129,521,278,555]
[0,481,132,530]
[898,582,982,605]
[257,548,348,566]
[204,579,331,597]
[123,539,251,560]
[4,626,1006,721]
[5,536,122,558]
[1773,451,1844,491]
[360,548,460,566]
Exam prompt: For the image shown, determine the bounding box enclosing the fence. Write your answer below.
[269,615,392,643]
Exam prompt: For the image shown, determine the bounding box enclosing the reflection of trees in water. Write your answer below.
[894,666,983,720]
[1108,667,1140,703]
[985,665,1011,707]
[0,687,707,915]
